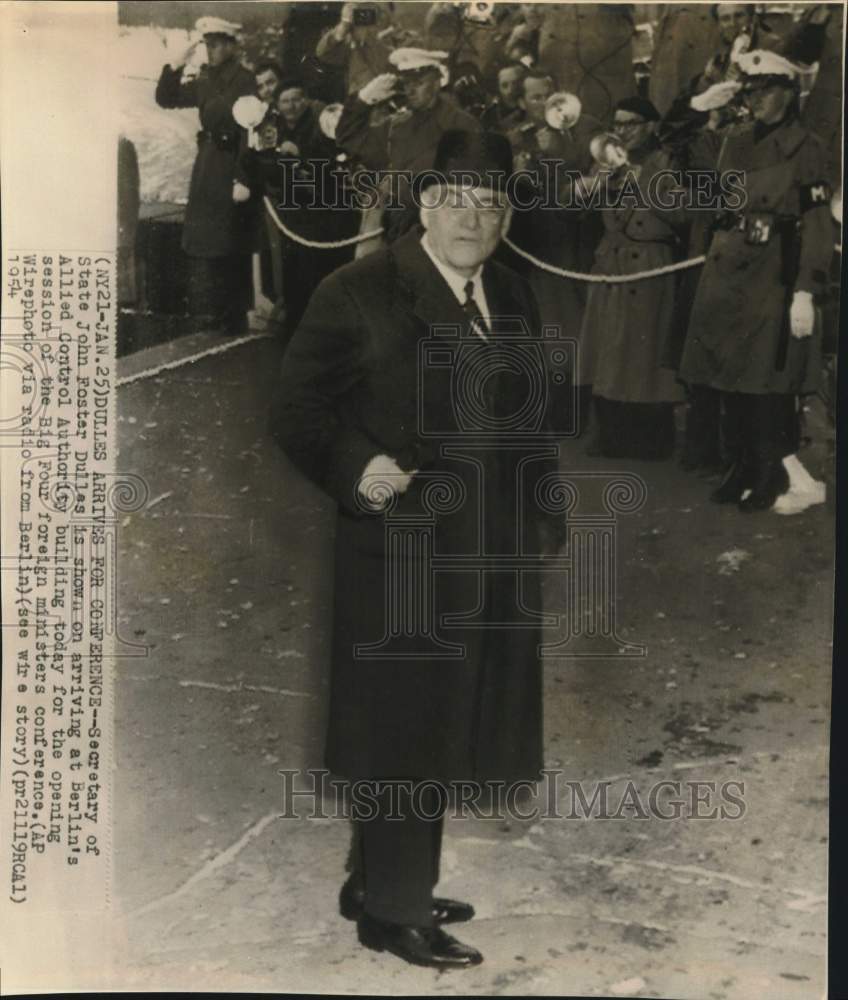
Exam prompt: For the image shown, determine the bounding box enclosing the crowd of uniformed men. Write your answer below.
[155,2,842,516]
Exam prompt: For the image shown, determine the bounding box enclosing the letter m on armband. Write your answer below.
[800,180,832,212]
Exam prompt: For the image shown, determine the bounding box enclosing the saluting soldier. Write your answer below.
[678,50,834,512]
[335,47,479,253]
[336,46,479,175]
[155,17,256,336]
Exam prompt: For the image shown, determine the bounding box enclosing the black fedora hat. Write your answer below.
[418,129,514,195]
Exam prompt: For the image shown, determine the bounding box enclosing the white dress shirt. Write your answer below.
[420,234,491,341]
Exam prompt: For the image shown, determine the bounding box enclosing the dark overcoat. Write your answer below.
[269,228,559,783]
[678,118,833,395]
[155,57,256,258]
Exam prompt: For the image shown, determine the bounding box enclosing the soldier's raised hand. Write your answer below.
[359,73,399,106]
[790,291,815,339]
[176,37,202,68]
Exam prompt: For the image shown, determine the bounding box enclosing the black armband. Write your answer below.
[799,180,832,212]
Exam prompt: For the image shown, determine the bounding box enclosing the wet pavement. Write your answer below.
[109,333,832,997]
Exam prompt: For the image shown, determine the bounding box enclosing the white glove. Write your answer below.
[790,290,815,339]
[690,81,742,112]
[279,140,300,157]
[176,38,201,67]
[358,72,398,106]
[357,454,416,509]
[232,181,251,203]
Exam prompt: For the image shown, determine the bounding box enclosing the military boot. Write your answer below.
[738,458,790,512]
[710,456,752,503]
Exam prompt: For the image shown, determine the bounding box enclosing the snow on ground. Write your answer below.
[119,26,206,204]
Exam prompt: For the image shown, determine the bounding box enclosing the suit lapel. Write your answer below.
[390,227,475,336]
[389,227,527,343]
[482,260,523,332]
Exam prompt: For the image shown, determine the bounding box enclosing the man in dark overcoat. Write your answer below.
[269,131,563,968]
[155,16,256,335]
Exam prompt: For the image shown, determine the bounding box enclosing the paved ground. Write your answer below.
[108,333,832,997]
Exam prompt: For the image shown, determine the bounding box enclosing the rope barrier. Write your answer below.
[117,216,839,388]
[263,196,383,249]
[502,237,707,283]
[263,197,708,282]
[117,331,272,387]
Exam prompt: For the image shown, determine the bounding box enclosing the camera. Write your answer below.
[418,317,578,440]
[353,6,378,26]
[464,1,495,23]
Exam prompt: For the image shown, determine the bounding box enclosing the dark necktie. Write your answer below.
[462,280,489,339]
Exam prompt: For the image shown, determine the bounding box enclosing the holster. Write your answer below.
[197,129,238,151]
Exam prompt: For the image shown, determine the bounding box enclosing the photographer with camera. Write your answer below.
[237,76,358,345]
[269,129,563,969]
[579,97,688,460]
[502,73,603,436]
[316,2,427,96]
[425,1,517,84]
[315,2,393,97]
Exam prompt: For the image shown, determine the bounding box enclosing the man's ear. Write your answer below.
[419,204,431,231]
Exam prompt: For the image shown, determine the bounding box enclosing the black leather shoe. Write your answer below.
[357,912,483,968]
[340,878,474,924]
[710,459,749,504]
[738,461,789,512]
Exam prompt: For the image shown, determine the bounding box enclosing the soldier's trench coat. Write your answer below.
[679,117,834,395]
[156,56,256,258]
[269,227,560,784]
